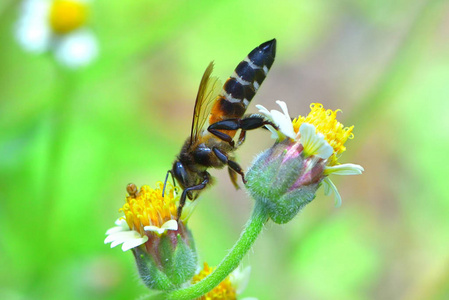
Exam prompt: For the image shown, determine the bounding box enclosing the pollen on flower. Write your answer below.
[192,263,237,300]
[120,182,179,236]
[49,0,88,34]
[293,103,354,165]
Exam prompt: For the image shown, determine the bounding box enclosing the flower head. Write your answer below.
[247,101,363,223]
[292,103,354,165]
[15,0,98,68]
[192,263,251,300]
[105,182,197,288]
[105,182,194,251]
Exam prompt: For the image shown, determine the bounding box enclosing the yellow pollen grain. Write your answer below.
[119,182,178,235]
[293,103,354,165]
[192,263,237,300]
[49,0,88,34]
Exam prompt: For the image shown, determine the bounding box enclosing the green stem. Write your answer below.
[165,202,269,300]
[44,67,76,217]
[43,66,78,261]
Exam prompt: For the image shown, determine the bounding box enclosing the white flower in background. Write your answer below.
[15,0,98,68]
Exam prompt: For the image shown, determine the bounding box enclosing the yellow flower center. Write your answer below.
[48,0,88,34]
[192,263,237,300]
[120,182,179,235]
[292,103,354,165]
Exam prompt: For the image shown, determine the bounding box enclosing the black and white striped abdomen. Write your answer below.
[209,39,276,125]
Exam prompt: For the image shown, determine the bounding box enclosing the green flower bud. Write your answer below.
[246,140,321,224]
[132,222,197,289]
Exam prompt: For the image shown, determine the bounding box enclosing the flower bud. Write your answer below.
[132,222,197,289]
[246,139,322,224]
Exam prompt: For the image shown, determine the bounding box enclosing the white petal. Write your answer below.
[325,163,364,175]
[104,231,131,244]
[275,100,290,118]
[144,219,178,235]
[15,19,50,53]
[15,0,51,53]
[122,235,148,251]
[299,123,333,159]
[256,101,295,140]
[114,218,128,227]
[106,230,147,251]
[105,218,129,235]
[230,266,251,295]
[161,219,178,231]
[271,110,295,139]
[110,238,126,248]
[105,226,125,235]
[105,230,144,249]
[54,29,98,68]
[19,0,50,23]
[323,177,342,207]
[255,104,270,117]
[323,178,332,196]
[144,226,162,235]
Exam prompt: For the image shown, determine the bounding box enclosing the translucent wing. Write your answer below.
[189,62,222,146]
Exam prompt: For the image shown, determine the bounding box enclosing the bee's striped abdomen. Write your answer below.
[209,39,276,130]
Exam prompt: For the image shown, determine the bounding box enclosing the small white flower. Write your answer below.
[15,0,98,68]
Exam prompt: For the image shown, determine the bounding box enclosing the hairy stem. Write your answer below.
[165,202,269,300]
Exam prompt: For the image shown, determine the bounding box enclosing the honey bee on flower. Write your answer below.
[15,0,98,68]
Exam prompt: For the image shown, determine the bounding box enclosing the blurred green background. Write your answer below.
[1,0,449,299]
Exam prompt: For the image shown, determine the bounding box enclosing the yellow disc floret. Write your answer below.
[49,0,88,34]
[293,103,354,165]
[192,263,237,300]
[120,182,179,235]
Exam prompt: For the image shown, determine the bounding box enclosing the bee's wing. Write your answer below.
[189,62,222,146]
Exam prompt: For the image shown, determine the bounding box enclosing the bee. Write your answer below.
[166,39,277,218]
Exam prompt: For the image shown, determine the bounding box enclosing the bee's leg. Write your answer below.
[228,167,240,190]
[162,170,175,197]
[207,124,236,148]
[239,114,278,131]
[236,130,246,147]
[208,115,277,146]
[177,175,209,219]
[212,147,246,184]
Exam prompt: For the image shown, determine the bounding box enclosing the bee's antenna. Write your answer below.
[162,170,175,197]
